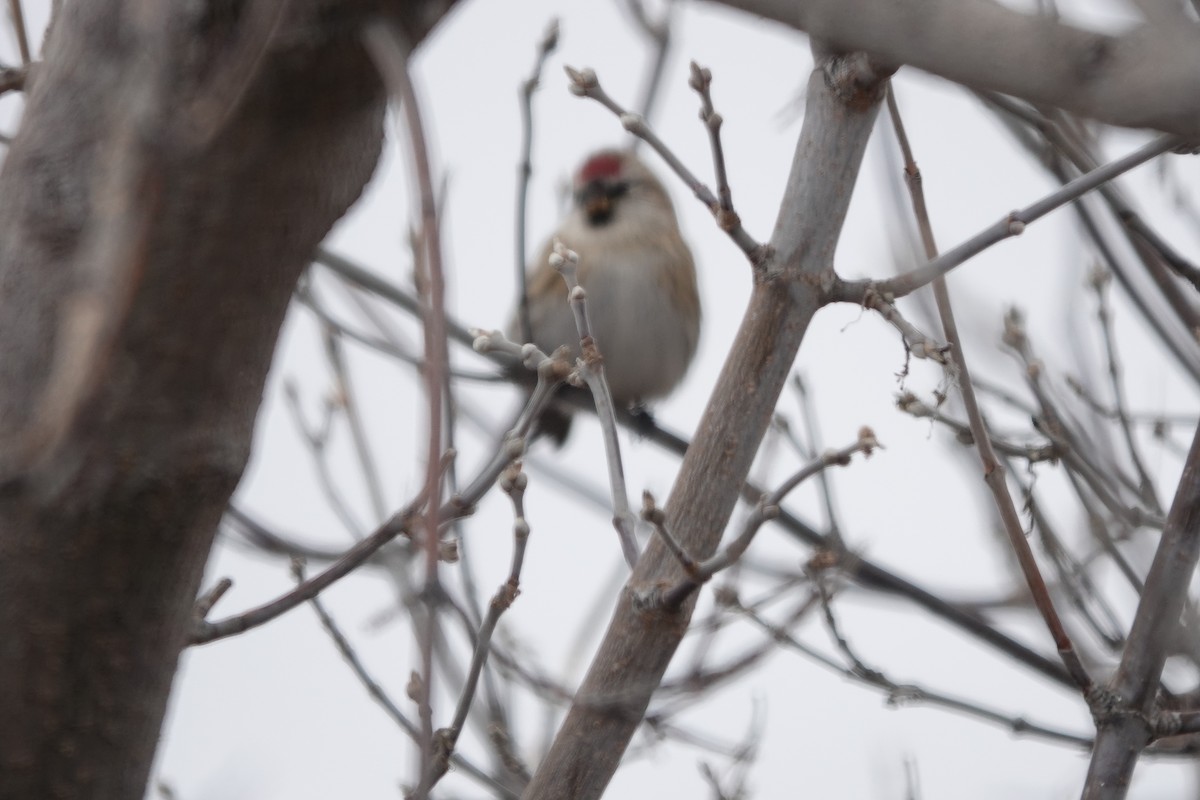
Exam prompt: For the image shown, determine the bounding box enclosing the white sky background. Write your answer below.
[6,1,1200,798]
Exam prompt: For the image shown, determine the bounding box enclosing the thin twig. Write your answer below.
[295,280,503,382]
[859,289,949,364]
[1009,457,1125,650]
[981,90,1200,294]
[192,498,421,644]
[656,429,879,608]
[192,337,569,646]
[224,503,407,565]
[515,19,559,344]
[622,0,674,127]
[895,391,1061,463]
[564,65,767,265]
[550,242,640,566]
[282,379,367,537]
[311,250,1077,689]
[832,134,1180,301]
[320,323,388,522]
[192,577,233,623]
[8,0,30,65]
[293,560,521,800]
[688,61,743,238]
[1002,311,1165,530]
[362,22,451,796]
[1089,266,1162,512]
[427,462,533,793]
[886,88,1093,693]
[732,596,1093,748]
[778,378,854,550]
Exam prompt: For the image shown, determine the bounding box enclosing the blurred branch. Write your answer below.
[362,23,451,793]
[1089,267,1161,511]
[733,593,1093,748]
[0,62,28,94]
[192,334,569,647]
[621,0,674,126]
[514,18,559,345]
[833,135,1179,301]
[427,463,532,793]
[714,0,1200,137]
[8,0,30,65]
[551,241,639,567]
[324,245,1077,688]
[977,91,1200,386]
[294,560,521,799]
[1002,311,1165,530]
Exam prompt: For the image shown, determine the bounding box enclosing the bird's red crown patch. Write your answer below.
[577,153,624,183]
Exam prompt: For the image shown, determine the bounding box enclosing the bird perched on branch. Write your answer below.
[514,148,701,443]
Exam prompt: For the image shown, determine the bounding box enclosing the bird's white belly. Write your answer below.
[532,260,693,403]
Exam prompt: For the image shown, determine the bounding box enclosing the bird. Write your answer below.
[512,148,701,443]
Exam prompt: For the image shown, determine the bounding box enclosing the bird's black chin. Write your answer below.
[577,179,628,226]
[586,205,615,226]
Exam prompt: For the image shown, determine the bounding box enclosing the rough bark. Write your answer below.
[0,2,453,798]
[522,49,889,800]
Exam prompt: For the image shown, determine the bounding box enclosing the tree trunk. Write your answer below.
[0,2,451,797]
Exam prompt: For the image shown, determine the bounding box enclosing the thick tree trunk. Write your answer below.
[0,2,451,797]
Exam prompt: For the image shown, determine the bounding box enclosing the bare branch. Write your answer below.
[7,0,31,65]
[192,336,568,648]
[885,88,1093,692]
[362,22,452,794]
[295,560,521,799]
[0,61,27,94]
[688,61,742,239]
[733,595,1093,749]
[514,18,559,345]
[564,65,767,265]
[896,391,1061,463]
[1089,267,1161,511]
[832,134,1179,301]
[523,48,890,800]
[657,429,880,607]
[427,462,533,793]
[551,241,640,567]
[1083,425,1200,795]
[621,0,674,125]
[713,0,1200,137]
[320,323,388,522]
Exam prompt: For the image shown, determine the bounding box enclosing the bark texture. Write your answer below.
[0,2,452,797]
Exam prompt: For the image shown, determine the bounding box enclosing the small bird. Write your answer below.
[514,148,701,442]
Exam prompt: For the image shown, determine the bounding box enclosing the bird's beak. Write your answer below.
[578,181,612,221]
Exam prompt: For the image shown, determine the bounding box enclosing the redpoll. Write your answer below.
[514,148,700,441]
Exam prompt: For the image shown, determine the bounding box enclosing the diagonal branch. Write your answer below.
[522,48,890,800]
[885,88,1093,693]
[1082,424,1200,797]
